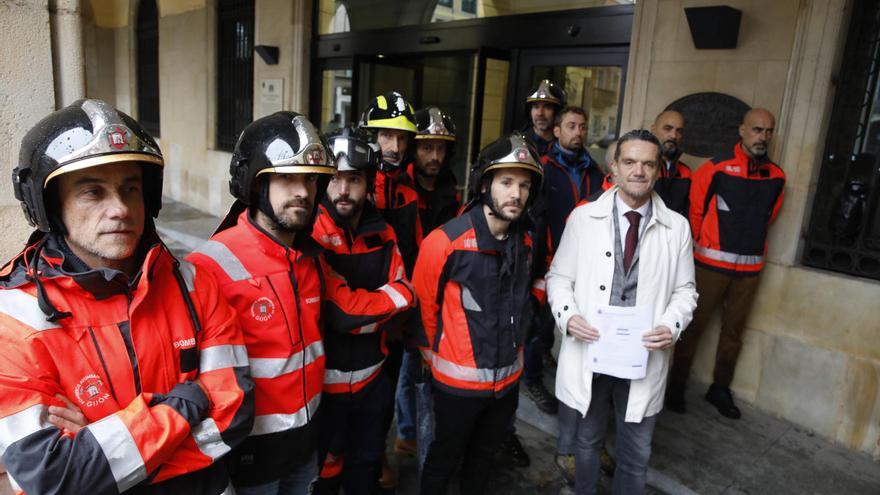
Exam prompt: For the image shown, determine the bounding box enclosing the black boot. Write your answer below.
[523,380,558,415]
[705,383,741,419]
[497,432,531,468]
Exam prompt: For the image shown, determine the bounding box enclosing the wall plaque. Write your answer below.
[666,92,750,157]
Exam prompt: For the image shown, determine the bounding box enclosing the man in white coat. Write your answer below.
[546,129,698,495]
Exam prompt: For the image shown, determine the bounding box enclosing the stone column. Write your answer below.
[49,0,85,107]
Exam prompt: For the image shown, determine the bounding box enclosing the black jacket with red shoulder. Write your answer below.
[412,207,541,398]
[375,166,422,277]
[689,143,785,275]
[0,232,253,495]
[407,164,460,243]
[654,159,692,219]
[312,201,414,396]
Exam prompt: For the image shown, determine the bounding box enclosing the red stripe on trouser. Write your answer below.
[320,453,344,478]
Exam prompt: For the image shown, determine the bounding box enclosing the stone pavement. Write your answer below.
[3,197,866,494]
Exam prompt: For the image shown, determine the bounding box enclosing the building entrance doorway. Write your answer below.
[311,3,634,196]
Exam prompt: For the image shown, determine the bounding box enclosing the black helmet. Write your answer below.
[327,126,380,174]
[359,91,418,134]
[415,107,456,142]
[467,132,543,207]
[220,112,335,234]
[13,99,164,233]
[525,79,567,108]
[229,111,336,205]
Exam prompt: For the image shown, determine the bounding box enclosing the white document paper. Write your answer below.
[587,304,652,380]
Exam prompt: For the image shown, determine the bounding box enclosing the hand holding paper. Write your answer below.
[642,326,673,350]
[567,314,600,342]
[586,304,652,380]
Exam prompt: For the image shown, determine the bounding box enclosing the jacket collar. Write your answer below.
[588,186,673,230]
[238,210,323,261]
[735,141,772,172]
[320,198,387,238]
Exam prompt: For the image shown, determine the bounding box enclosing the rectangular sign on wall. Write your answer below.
[260,78,284,117]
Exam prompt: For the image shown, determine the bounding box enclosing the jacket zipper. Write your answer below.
[286,254,311,421]
[87,326,119,402]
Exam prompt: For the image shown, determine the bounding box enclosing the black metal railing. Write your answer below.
[803,0,880,280]
[216,0,254,151]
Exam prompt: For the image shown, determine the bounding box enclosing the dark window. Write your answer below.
[216,0,254,151]
[462,0,476,14]
[437,0,453,7]
[136,0,159,137]
[803,0,880,280]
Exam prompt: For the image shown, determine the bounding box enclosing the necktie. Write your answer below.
[623,211,642,273]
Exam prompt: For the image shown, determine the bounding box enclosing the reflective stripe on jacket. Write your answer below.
[412,207,537,397]
[188,211,413,484]
[689,144,785,275]
[0,235,253,495]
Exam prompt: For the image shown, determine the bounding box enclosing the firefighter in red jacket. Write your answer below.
[359,91,421,488]
[310,127,414,494]
[650,110,692,218]
[415,133,545,494]
[360,91,422,277]
[667,108,785,419]
[187,113,413,494]
[395,106,461,464]
[0,99,254,495]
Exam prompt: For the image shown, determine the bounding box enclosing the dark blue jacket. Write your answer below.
[540,144,604,254]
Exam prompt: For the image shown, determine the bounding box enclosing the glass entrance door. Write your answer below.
[512,47,628,170]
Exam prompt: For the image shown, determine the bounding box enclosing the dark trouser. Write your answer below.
[314,373,392,495]
[380,339,404,437]
[574,375,656,495]
[670,265,761,389]
[557,400,579,455]
[523,304,555,383]
[421,386,519,495]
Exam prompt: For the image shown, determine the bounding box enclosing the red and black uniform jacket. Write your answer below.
[312,201,415,396]
[0,232,253,495]
[690,143,785,275]
[413,207,542,398]
[375,167,422,277]
[187,212,413,486]
[654,159,692,219]
[407,164,461,244]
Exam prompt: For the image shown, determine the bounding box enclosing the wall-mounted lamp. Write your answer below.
[684,6,742,49]
[255,45,279,65]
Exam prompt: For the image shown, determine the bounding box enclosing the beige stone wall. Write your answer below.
[624,0,880,458]
[80,0,314,218]
[0,0,58,262]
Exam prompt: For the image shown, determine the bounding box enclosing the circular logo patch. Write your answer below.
[74,373,111,408]
[251,297,276,322]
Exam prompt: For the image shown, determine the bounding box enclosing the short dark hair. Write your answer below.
[553,106,588,128]
[613,129,662,162]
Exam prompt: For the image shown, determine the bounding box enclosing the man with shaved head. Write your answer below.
[667,108,785,419]
[650,110,692,217]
